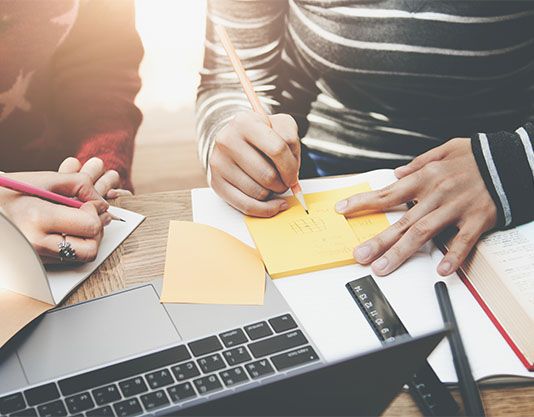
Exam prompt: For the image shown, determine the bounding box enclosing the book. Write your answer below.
[442,222,534,371]
[0,207,145,348]
[192,169,534,383]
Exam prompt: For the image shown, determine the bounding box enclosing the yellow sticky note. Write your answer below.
[245,183,390,278]
[161,221,265,305]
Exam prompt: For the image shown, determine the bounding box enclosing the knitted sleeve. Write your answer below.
[471,122,534,228]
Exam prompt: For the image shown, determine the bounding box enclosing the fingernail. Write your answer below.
[280,201,289,210]
[104,216,112,226]
[355,244,372,262]
[439,261,452,276]
[373,257,388,271]
[335,200,348,213]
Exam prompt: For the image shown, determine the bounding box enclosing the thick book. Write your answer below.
[192,169,534,384]
[442,223,534,371]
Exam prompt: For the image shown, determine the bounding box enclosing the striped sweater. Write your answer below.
[196,0,534,228]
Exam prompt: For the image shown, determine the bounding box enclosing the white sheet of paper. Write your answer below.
[192,169,534,383]
[46,207,145,304]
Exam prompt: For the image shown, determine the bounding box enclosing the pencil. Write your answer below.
[214,24,309,214]
[434,281,485,417]
[0,176,125,222]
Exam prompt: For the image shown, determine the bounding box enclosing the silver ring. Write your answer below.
[58,235,77,262]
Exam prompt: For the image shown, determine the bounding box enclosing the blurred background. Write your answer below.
[132,0,208,194]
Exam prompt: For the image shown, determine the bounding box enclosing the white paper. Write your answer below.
[192,170,534,383]
[0,213,52,304]
[46,207,145,304]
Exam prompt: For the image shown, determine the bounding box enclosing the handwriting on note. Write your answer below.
[245,183,390,278]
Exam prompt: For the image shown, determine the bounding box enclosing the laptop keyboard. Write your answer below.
[0,314,320,417]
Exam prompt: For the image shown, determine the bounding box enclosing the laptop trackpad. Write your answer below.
[17,285,181,385]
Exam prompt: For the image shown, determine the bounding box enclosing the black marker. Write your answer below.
[435,281,485,417]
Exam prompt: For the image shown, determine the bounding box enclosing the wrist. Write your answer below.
[471,126,534,228]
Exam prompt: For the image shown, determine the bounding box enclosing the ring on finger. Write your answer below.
[58,234,77,263]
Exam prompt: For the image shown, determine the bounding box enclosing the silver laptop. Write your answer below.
[0,277,446,416]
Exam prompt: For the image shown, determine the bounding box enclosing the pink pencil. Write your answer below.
[0,176,124,222]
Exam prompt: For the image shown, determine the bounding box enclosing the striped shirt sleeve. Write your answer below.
[471,122,534,228]
[196,0,287,170]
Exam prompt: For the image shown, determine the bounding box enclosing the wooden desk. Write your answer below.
[65,191,534,417]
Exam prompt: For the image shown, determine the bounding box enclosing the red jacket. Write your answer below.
[0,0,143,190]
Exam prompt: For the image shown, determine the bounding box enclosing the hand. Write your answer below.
[58,157,132,199]
[335,138,497,276]
[0,171,111,264]
[209,111,301,217]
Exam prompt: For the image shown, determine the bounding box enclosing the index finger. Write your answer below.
[335,176,418,216]
[44,203,103,238]
[244,119,299,189]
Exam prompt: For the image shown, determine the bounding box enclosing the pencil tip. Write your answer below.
[120,218,126,222]
[305,210,309,215]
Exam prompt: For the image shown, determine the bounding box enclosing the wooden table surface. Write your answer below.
[65,191,534,417]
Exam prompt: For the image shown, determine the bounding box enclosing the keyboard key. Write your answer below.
[245,359,275,379]
[92,385,121,406]
[25,384,60,407]
[113,398,142,417]
[11,408,37,417]
[86,405,115,417]
[36,399,67,417]
[219,329,248,348]
[269,314,297,333]
[244,322,273,340]
[222,346,252,366]
[145,368,174,389]
[193,375,223,395]
[118,377,147,397]
[64,392,94,414]
[167,382,196,403]
[58,345,189,396]
[248,330,308,358]
[0,392,25,414]
[188,336,223,357]
[140,390,170,411]
[219,367,249,387]
[171,361,200,381]
[197,354,226,373]
[271,346,319,371]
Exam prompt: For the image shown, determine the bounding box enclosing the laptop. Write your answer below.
[0,275,446,417]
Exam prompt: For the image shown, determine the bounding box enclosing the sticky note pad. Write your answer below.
[161,221,265,305]
[245,183,390,278]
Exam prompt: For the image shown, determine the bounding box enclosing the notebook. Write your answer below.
[192,169,534,384]
[0,207,145,347]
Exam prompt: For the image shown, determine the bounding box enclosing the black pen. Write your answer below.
[434,281,486,417]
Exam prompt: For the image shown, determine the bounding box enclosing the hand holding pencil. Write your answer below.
[0,171,112,264]
[206,25,307,218]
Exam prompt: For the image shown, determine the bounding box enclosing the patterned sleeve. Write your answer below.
[471,122,534,228]
[196,0,288,170]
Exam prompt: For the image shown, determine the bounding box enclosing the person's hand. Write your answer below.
[58,157,132,199]
[335,138,497,276]
[0,171,111,264]
[209,111,301,217]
